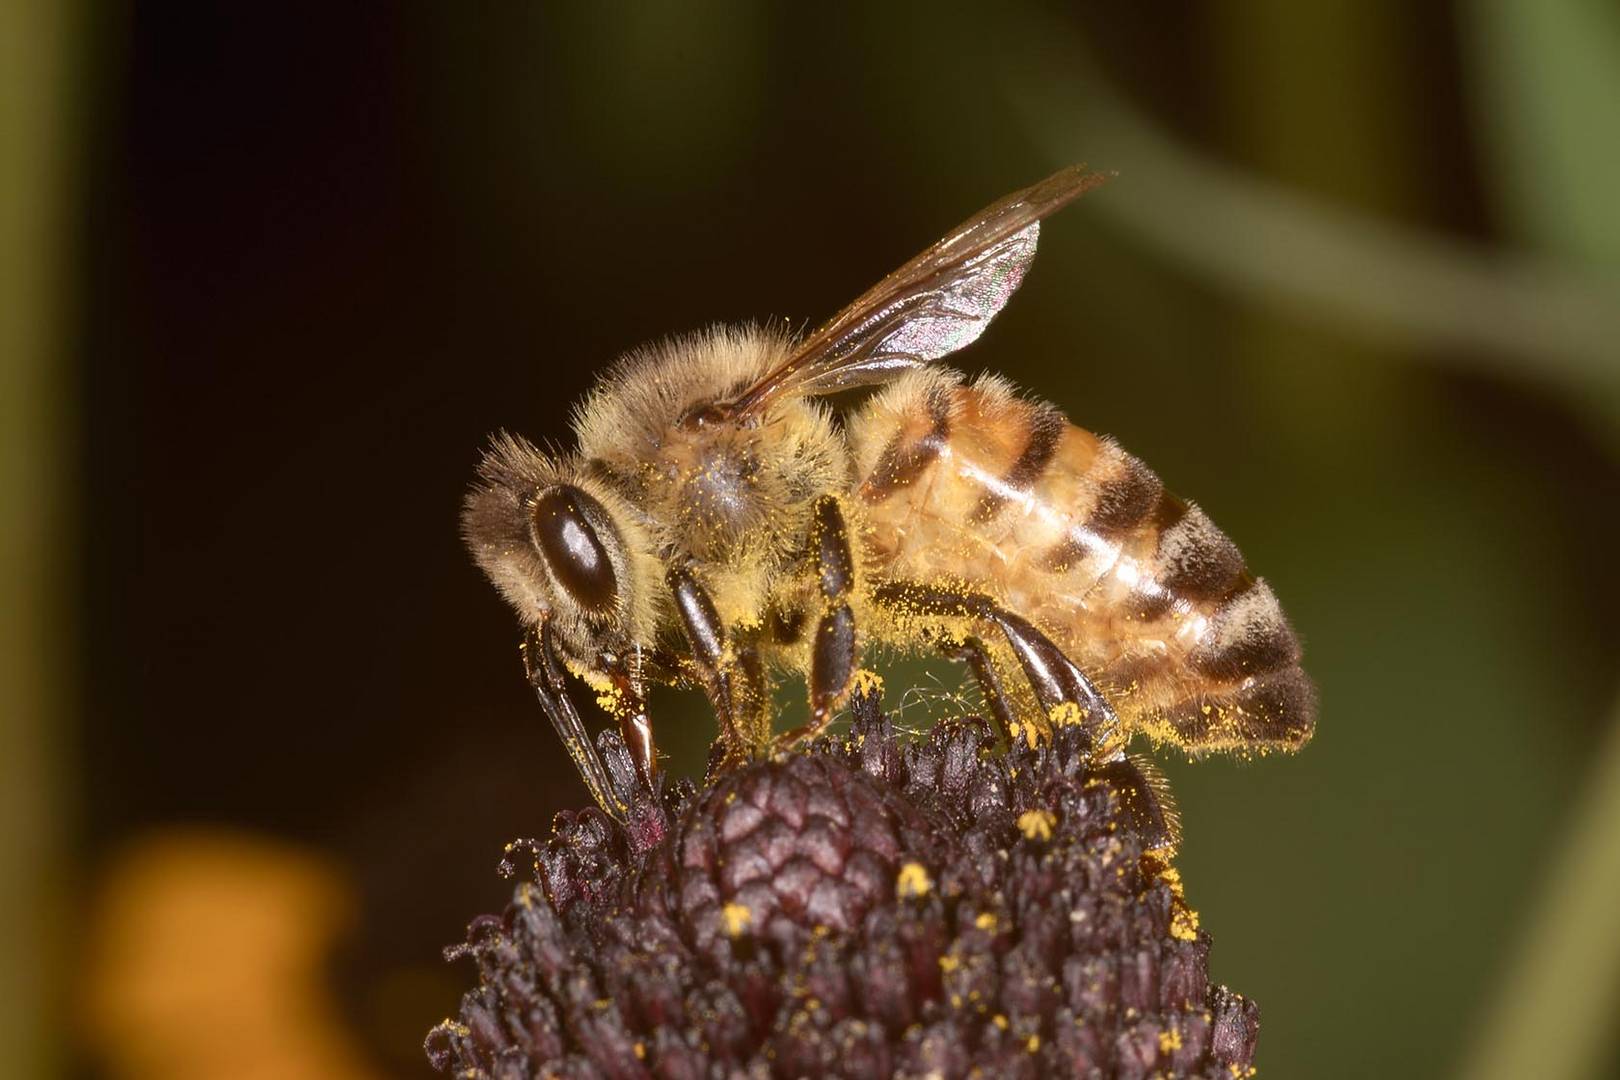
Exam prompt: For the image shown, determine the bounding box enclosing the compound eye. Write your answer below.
[531,487,619,613]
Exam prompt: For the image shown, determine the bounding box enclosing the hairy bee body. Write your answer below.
[536,327,1312,755]
[848,369,1313,754]
[464,166,1314,812]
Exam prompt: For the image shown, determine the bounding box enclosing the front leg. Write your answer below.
[522,622,625,820]
[591,654,657,794]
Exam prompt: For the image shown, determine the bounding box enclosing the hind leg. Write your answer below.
[871,580,1121,749]
[988,607,1124,755]
[943,635,1017,741]
[872,579,1176,850]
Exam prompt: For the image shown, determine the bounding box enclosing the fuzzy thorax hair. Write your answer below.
[463,324,850,660]
[570,325,848,625]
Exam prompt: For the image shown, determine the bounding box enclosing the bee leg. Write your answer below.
[597,659,657,794]
[522,622,625,821]
[777,496,860,750]
[873,579,1173,850]
[1095,754,1181,854]
[668,566,767,759]
[870,580,1122,753]
[987,609,1123,752]
[983,612,1177,850]
[944,636,1017,743]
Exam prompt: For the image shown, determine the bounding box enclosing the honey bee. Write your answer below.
[463,166,1315,840]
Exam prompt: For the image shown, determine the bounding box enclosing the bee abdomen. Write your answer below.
[1149,496,1246,600]
[967,404,1067,524]
[858,379,954,504]
[1156,665,1317,753]
[1188,578,1300,680]
[849,370,1315,754]
[1083,447,1163,538]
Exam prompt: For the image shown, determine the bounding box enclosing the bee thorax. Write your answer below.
[669,438,766,558]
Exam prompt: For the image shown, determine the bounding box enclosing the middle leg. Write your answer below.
[667,564,769,764]
[773,494,862,750]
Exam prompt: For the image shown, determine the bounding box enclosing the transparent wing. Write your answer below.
[730,165,1109,416]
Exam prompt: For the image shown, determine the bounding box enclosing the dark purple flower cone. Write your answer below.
[427,684,1261,1078]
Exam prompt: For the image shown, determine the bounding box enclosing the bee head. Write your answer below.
[462,434,657,667]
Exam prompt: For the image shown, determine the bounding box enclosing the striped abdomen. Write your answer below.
[847,370,1315,755]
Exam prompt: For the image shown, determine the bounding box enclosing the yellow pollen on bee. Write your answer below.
[974,912,999,931]
[1093,732,1129,762]
[1048,701,1086,728]
[1018,809,1056,841]
[1006,718,1042,749]
[850,669,884,696]
[896,861,933,898]
[566,660,615,695]
[721,902,753,937]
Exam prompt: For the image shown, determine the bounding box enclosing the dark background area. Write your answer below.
[11,3,1620,1077]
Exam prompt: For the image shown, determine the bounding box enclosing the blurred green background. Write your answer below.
[5,3,1619,1077]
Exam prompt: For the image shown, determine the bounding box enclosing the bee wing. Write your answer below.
[731,165,1110,415]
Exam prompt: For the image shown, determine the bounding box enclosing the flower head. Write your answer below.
[428,684,1260,1078]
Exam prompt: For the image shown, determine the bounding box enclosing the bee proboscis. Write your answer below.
[464,166,1315,844]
